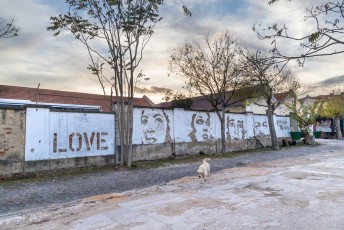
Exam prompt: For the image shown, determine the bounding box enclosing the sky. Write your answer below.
[1,0,344,103]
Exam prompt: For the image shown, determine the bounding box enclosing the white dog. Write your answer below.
[197,158,210,181]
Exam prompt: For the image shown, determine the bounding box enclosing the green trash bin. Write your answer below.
[290,131,301,140]
[313,131,322,139]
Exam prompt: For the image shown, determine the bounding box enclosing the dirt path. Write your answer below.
[1,139,344,229]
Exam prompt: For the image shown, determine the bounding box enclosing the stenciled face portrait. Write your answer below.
[141,110,168,144]
[189,112,214,142]
[276,119,288,131]
[227,118,245,140]
[253,120,268,136]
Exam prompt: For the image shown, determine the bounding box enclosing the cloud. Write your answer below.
[318,75,344,87]
[135,86,171,94]
[1,0,344,105]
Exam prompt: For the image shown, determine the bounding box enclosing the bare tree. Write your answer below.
[48,0,164,166]
[169,31,248,153]
[241,50,300,149]
[254,1,344,66]
[0,16,19,39]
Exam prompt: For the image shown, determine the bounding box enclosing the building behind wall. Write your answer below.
[0,84,155,112]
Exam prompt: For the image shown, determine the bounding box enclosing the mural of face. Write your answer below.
[254,120,268,136]
[189,112,214,142]
[316,120,331,132]
[141,110,168,144]
[227,118,245,140]
[277,119,288,130]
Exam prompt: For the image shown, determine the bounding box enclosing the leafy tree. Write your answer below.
[162,89,193,109]
[241,50,300,149]
[0,16,19,39]
[48,0,164,166]
[319,90,344,139]
[169,31,248,153]
[286,96,323,144]
[254,0,344,66]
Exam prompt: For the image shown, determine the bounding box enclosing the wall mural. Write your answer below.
[226,114,246,140]
[188,111,215,142]
[140,109,172,144]
[25,108,115,161]
[253,116,270,137]
[274,116,291,137]
[133,108,291,145]
[276,119,288,130]
[316,119,332,132]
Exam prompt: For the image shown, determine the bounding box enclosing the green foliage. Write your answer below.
[171,98,193,109]
[162,89,193,109]
[286,97,323,134]
[308,31,321,43]
[260,0,344,65]
[319,93,344,119]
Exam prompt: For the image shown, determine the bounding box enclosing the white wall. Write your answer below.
[25,108,115,161]
[132,108,291,145]
[25,107,291,161]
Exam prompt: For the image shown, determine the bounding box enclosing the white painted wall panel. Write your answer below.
[134,109,292,144]
[132,108,174,144]
[25,108,50,161]
[49,112,115,159]
[245,113,254,138]
[184,111,216,143]
[225,113,247,140]
[274,116,291,137]
[173,108,187,143]
[25,110,115,161]
[251,115,270,138]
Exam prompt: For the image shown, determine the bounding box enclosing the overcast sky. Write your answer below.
[1,0,344,103]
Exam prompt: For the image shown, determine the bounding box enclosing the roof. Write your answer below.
[274,90,294,103]
[157,90,247,111]
[157,89,294,111]
[0,85,155,112]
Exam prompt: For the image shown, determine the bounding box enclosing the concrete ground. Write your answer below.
[1,139,344,230]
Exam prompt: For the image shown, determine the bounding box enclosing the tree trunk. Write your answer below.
[303,130,315,145]
[335,117,342,139]
[119,101,126,166]
[267,108,279,150]
[220,108,226,153]
[127,99,133,167]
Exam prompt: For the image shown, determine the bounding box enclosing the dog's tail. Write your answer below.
[203,158,210,163]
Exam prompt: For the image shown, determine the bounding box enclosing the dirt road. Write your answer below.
[1,139,344,229]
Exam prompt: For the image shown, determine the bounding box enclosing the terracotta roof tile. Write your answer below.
[0,85,154,112]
